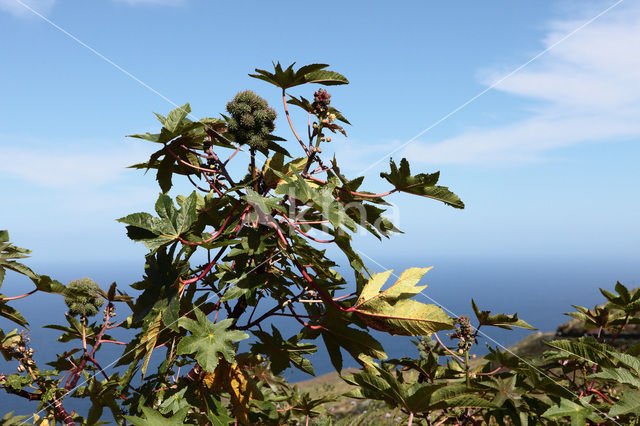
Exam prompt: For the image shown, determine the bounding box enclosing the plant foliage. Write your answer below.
[1,62,638,425]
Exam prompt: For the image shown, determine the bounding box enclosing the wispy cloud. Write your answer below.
[0,141,150,190]
[0,0,54,17]
[404,2,640,165]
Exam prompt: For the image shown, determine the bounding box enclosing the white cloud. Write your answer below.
[0,0,54,17]
[0,141,151,190]
[404,2,640,164]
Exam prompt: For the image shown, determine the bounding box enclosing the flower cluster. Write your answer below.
[452,315,476,354]
[3,332,34,373]
[312,88,331,116]
[225,90,277,149]
[417,335,437,361]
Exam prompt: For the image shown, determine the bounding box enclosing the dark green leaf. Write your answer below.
[177,308,248,372]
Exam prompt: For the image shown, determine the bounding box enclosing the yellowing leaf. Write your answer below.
[353,267,454,335]
[202,358,262,425]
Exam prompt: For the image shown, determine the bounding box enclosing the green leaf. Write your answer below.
[243,188,283,216]
[415,386,497,411]
[165,103,191,133]
[252,326,317,376]
[33,275,66,294]
[318,309,387,371]
[380,158,464,208]
[174,191,199,234]
[543,397,596,424]
[275,174,357,232]
[125,406,189,426]
[0,231,38,288]
[177,308,248,372]
[471,299,536,330]
[609,389,640,416]
[352,267,455,335]
[590,367,640,388]
[203,393,235,425]
[0,299,28,327]
[117,192,200,252]
[250,62,348,90]
[304,69,349,86]
[545,337,616,367]
[156,152,176,193]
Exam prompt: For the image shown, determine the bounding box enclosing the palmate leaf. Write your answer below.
[202,359,262,425]
[251,326,317,376]
[117,192,200,252]
[542,396,602,425]
[609,389,640,417]
[125,406,189,426]
[314,308,387,371]
[0,230,37,288]
[471,299,535,330]
[545,337,616,368]
[0,299,28,327]
[380,158,464,209]
[346,367,493,413]
[177,308,248,372]
[408,384,497,411]
[600,281,640,316]
[275,173,358,232]
[250,62,348,90]
[352,268,455,336]
[589,367,640,388]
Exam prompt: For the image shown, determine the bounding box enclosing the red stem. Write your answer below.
[166,145,218,174]
[100,339,126,345]
[270,220,351,312]
[433,332,464,362]
[281,213,334,243]
[349,189,396,198]
[180,144,211,158]
[213,284,231,323]
[610,313,630,345]
[182,246,227,285]
[301,174,397,198]
[177,204,238,246]
[282,89,310,156]
[287,304,323,330]
[0,288,38,301]
[475,366,503,376]
[67,303,113,390]
[587,387,614,405]
[224,145,242,165]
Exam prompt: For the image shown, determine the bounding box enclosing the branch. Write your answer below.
[281,213,334,243]
[610,313,630,345]
[433,332,464,362]
[181,246,227,285]
[177,204,239,246]
[0,288,38,301]
[282,89,310,156]
[287,304,323,330]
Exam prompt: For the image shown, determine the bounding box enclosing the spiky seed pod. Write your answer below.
[225,90,277,149]
[64,278,104,318]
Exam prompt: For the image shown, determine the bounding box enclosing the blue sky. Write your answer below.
[1,0,639,268]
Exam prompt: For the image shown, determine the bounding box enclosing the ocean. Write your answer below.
[1,256,638,419]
